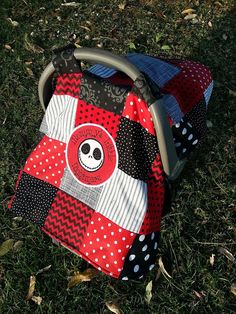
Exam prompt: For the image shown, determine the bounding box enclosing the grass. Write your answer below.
[0,0,235,313]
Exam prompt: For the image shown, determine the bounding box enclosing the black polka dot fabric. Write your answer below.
[116,117,159,181]
[79,72,128,115]
[119,232,160,280]
[185,101,207,140]
[10,172,58,227]
[172,117,200,159]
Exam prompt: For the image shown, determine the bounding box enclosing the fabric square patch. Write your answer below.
[54,73,82,98]
[96,169,147,233]
[184,101,207,141]
[116,117,159,181]
[43,190,94,249]
[120,232,160,280]
[24,135,66,188]
[122,93,155,136]
[9,172,58,227]
[140,155,165,234]
[172,118,200,159]
[75,99,121,140]
[60,168,103,209]
[162,93,184,123]
[79,212,136,278]
[40,94,78,143]
[79,72,128,115]
[204,81,214,106]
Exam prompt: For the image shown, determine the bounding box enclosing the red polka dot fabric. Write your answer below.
[24,135,66,188]
[75,99,121,140]
[79,212,136,278]
[122,92,156,136]
[161,60,212,114]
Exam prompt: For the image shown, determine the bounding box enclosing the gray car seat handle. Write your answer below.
[38,47,182,179]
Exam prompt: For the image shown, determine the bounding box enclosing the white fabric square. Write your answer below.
[96,169,148,233]
[40,94,78,143]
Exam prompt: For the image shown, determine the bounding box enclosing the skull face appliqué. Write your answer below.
[78,139,104,172]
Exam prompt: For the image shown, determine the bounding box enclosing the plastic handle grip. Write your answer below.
[38,48,182,178]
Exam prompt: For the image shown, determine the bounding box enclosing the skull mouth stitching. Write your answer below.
[78,139,104,172]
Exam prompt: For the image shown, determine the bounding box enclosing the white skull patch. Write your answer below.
[78,139,104,172]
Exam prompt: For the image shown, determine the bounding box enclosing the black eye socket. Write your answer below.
[93,148,102,160]
[81,143,90,154]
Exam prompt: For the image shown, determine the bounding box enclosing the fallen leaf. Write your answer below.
[24,60,33,65]
[145,280,153,304]
[161,45,171,51]
[218,247,235,262]
[105,301,121,314]
[24,34,44,53]
[36,265,51,275]
[230,283,236,296]
[26,275,36,300]
[13,240,23,252]
[4,44,12,50]
[155,267,162,282]
[26,67,34,77]
[182,8,196,15]
[209,254,215,266]
[31,295,42,305]
[118,2,126,10]
[0,239,14,257]
[68,268,99,288]
[208,21,213,27]
[6,17,19,27]
[184,14,197,20]
[228,88,236,97]
[158,257,172,279]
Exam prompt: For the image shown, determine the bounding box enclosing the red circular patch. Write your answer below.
[66,124,118,186]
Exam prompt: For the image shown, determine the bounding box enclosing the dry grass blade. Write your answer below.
[158,257,172,279]
[230,283,236,296]
[218,247,235,262]
[31,296,42,305]
[105,301,121,314]
[61,2,81,7]
[24,34,44,53]
[118,2,126,10]
[145,280,153,304]
[193,290,205,299]
[181,8,196,15]
[0,239,14,257]
[36,265,51,275]
[68,268,99,288]
[209,254,215,266]
[26,275,36,300]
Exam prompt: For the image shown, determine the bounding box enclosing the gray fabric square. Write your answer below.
[60,168,103,209]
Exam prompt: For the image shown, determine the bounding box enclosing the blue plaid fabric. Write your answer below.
[204,81,214,106]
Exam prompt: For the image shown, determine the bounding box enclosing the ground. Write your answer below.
[0,0,235,313]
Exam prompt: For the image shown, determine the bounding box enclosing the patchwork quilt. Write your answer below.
[9,51,213,280]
